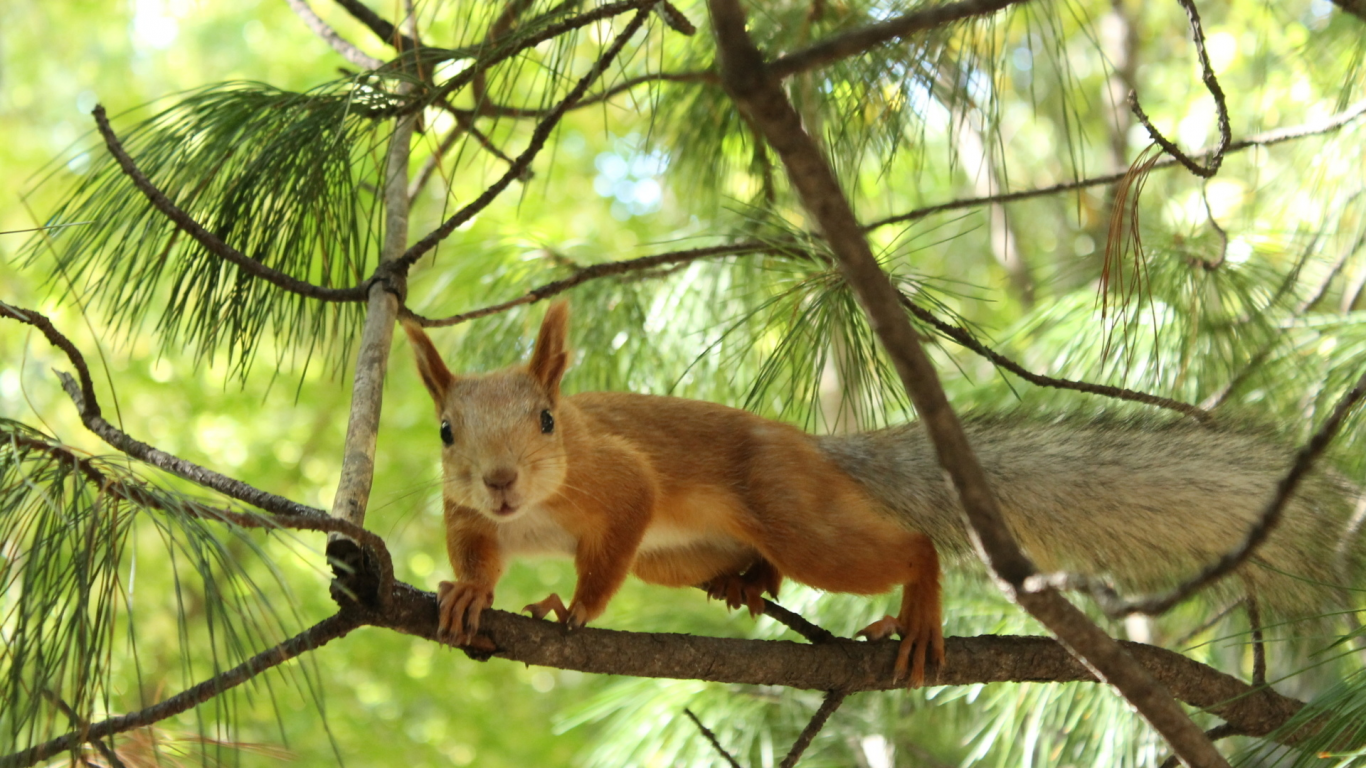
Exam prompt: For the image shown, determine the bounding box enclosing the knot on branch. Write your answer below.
[368,259,409,303]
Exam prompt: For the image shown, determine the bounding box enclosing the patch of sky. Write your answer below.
[593,134,669,220]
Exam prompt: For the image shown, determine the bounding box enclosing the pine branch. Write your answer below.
[683,709,744,768]
[1127,0,1231,179]
[405,244,758,326]
[395,3,657,271]
[1076,368,1366,617]
[332,0,420,52]
[360,585,1318,747]
[4,429,396,601]
[0,613,362,768]
[286,0,384,69]
[90,106,369,303]
[768,0,1031,79]
[0,301,328,519]
[706,1,1229,765]
[778,690,847,768]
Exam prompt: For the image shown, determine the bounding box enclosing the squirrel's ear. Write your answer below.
[402,320,455,404]
[528,301,570,398]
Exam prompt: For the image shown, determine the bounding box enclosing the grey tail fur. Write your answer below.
[816,414,1362,614]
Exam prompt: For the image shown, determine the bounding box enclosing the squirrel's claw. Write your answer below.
[857,614,944,688]
[525,593,591,628]
[703,560,782,618]
[437,580,493,646]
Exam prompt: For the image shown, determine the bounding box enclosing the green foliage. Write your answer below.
[4,0,1366,766]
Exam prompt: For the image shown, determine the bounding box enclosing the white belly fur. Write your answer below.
[497,506,740,558]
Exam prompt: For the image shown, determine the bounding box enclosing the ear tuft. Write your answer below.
[528,301,571,398]
[402,319,455,404]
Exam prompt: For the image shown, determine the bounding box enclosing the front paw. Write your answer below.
[437,580,493,645]
[524,593,592,628]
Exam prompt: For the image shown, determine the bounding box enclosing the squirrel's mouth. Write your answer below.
[493,502,518,517]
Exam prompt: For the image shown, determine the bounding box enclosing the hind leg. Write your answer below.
[857,533,943,686]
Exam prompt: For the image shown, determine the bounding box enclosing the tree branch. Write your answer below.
[286,0,384,70]
[683,709,744,768]
[768,0,1030,79]
[705,1,1228,764]
[0,302,328,519]
[3,429,395,600]
[1077,368,1366,617]
[405,244,759,326]
[866,96,1366,232]
[1127,0,1231,179]
[332,0,420,52]
[90,106,368,302]
[363,584,1316,746]
[394,4,658,272]
[898,293,1212,422]
[0,613,362,768]
[778,690,847,768]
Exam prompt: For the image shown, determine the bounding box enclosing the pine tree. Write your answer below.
[2,1,1365,765]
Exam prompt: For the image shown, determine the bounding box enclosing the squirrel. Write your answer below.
[402,301,1360,687]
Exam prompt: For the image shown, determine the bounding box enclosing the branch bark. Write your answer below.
[704,1,1229,765]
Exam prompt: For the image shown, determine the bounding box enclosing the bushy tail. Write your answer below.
[816,415,1362,614]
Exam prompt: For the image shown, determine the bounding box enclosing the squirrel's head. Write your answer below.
[402,302,571,522]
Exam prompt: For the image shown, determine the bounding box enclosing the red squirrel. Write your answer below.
[405,302,1362,688]
[402,301,944,685]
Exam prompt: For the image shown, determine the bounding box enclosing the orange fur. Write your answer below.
[405,304,945,686]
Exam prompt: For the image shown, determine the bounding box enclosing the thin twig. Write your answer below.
[708,0,1229,763]
[5,429,396,601]
[406,244,758,326]
[898,293,1212,422]
[760,599,838,644]
[768,0,1029,79]
[468,71,719,118]
[286,0,384,69]
[0,613,362,768]
[0,302,329,519]
[408,119,468,203]
[90,106,368,302]
[778,691,848,768]
[396,5,664,271]
[1157,724,1245,768]
[1128,0,1231,179]
[682,709,744,768]
[866,97,1366,232]
[332,0,421,51]
[41,691,128,768]
[1092,368,1366,617]
[1246,597,1267,688]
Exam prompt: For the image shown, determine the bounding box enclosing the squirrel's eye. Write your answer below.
[439,420,453,446]
[540,409,554,434]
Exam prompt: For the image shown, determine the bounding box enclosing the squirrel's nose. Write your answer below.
[483,467,518,492]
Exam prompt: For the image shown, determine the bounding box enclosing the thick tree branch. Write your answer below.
[0,302,327,519]
[363,584,1315,746]
[705,1,1228,764]
[90,106,368,302]
[329,112,416,529]
[0,613,362,768]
